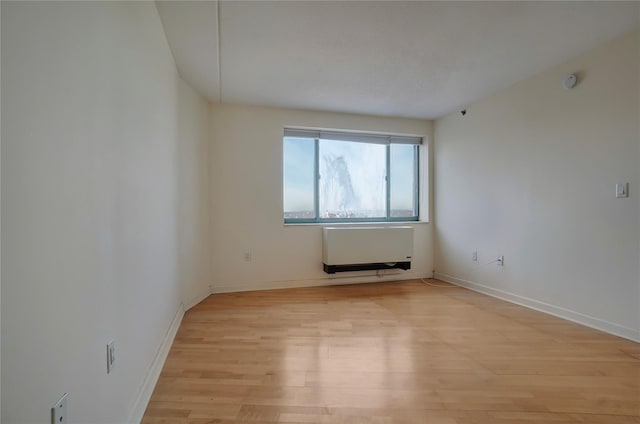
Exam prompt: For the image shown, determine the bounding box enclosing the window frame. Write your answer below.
[283,130,421,224]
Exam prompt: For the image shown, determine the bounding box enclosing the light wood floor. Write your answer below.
[142,279,640,424]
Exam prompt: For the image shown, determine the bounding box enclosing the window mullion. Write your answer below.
[386,144,391,221]
[314,138,320,222]
[414,145,419,219]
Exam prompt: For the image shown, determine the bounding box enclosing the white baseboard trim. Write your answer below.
[184,289,212,311]
[127,303,185,424]
[434,272,640,343]
[210,272,431,295]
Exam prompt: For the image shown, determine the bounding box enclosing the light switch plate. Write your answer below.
[616,183,628,198]
[107,341,116,373]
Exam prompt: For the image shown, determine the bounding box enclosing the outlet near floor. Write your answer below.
[51,393,68,424]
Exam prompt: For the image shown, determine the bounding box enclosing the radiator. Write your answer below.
[322,226,413,274]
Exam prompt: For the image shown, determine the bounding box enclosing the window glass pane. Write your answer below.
[319,139,386,219]
[284,137,315,220]
[390,144,418,218]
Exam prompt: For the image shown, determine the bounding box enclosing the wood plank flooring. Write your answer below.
[142,279,640,424]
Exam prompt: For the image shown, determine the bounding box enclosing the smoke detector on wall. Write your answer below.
[562,73,578,90]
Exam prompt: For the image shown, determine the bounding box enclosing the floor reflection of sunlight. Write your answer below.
[281,303,416,410]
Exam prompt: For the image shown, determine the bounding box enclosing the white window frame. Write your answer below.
[283,128,422,224]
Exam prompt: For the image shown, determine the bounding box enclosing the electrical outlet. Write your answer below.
[472,251,478,262]
[51,393,68,424]
[107,341,116,373]
[497,256,504,266]
[243,251,252,261]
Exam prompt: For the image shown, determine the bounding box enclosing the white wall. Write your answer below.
[0,2,3,416]
[209,103,433,292]
[434,31,640,341]
[176,78,212,309]
[1,2,210,423]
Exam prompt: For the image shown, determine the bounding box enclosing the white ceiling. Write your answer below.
[156,1,640,119]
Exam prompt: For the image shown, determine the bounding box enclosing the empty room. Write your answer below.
[1,1,639,423]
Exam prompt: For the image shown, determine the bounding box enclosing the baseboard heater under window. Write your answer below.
[322,226,413,274]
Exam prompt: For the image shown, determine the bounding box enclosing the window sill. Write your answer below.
[284,221,429,227]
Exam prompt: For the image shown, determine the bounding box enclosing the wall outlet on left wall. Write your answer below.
[51,393,68,424]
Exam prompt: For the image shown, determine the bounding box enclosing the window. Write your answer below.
[283,129,421,223]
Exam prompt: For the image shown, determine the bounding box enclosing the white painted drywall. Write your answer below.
[209,103,433,292]
[0,2,3,416]
[175,78,212,310]
[1,2,210,423]
[434,31,640,341]
[155,0,220,103]
[217,2,639,119]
